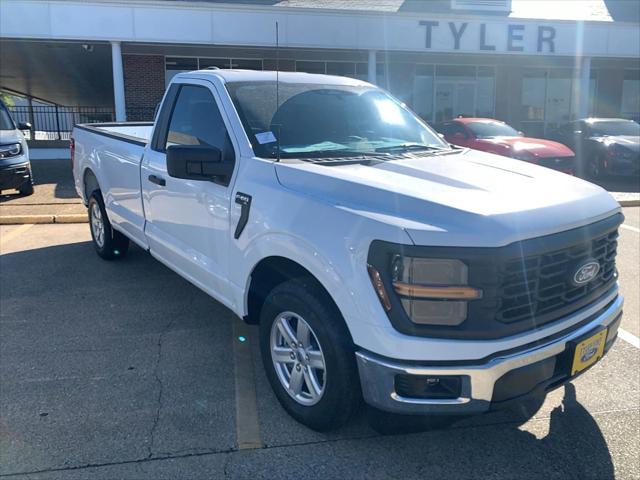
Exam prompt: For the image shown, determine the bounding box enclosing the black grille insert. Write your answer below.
[496,230,618,324]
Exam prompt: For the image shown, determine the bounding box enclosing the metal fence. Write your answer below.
[9,106,115,140]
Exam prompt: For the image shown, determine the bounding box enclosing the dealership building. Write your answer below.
[1,0,639,141]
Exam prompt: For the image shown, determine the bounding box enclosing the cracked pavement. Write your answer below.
[1,211,639,479]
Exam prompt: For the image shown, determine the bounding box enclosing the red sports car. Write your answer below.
[435,118,575,174]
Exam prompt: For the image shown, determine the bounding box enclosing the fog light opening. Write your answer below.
[394,374,462,400]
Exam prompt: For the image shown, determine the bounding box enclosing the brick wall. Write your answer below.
[123,55,165,121]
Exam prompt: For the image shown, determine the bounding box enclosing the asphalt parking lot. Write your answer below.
[1,208,639,480]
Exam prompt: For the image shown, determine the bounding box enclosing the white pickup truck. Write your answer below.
[72,69,624,431]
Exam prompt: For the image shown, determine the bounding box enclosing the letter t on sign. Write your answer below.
[419,21,439,48]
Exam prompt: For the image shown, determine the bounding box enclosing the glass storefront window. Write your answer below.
[521,68,590,136]
[230,59,263,70]
[327,62,355,77]
[545,68,573,130]
[199,58,232,69]
[165,57,198,87]
[477,66,495,118]
[589,72,597,116]
[438,66,495,122]
[521,69,546,121]
[622,69,640,121]
[412,64,433,121]
[296,61,326,74]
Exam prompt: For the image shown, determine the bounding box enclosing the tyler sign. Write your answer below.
[419,21,558,54]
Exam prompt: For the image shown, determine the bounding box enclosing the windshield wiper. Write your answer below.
[375,143,445,153]
[278,149,391,159]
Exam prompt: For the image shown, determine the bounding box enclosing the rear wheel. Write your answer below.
[88,191,129,260]
[259,279,360,431]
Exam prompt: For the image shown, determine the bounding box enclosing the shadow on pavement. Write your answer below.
[0,159,78,203]
[363,382,614,479]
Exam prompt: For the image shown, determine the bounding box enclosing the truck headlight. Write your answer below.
[0,143,22,159]
[388,256,481,326]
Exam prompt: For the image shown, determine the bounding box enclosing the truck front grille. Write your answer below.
[495,230,618,324]
[367,213,623,340]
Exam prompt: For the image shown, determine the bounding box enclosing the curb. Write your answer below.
[0,214,87,225]
[618,199,640,207]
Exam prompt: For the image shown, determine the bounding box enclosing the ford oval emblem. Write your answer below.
[572,260,600,286]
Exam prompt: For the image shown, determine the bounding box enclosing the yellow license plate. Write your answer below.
[571,329,607,375]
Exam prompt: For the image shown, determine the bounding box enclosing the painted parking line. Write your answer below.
[620,224,640,233]
[231,315,263,450]
[0,224,35,248]
[618,328,640,349]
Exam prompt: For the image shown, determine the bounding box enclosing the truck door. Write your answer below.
[141,79,238,307]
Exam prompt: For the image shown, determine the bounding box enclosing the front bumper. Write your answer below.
[605,155,640,176]
[0,160,32,190]
[356,292,623,415]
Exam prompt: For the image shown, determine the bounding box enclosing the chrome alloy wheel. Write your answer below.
[270,311,326,406]
[90,201,105,248]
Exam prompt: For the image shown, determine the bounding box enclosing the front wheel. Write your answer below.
[19,171,34,196]
[88,191,129,260]
[259,279,361,431]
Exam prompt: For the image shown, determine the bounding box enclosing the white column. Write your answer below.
[111,41,126,122]
[578,56,592,118]
[367,50,377,85]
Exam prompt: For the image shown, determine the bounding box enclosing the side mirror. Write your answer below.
[166,145,233,181]
[17,122,32,131]
[517,131,524,136]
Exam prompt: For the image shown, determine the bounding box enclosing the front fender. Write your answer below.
[236,231,352,325]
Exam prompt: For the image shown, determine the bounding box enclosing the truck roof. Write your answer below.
[174,69,372,86]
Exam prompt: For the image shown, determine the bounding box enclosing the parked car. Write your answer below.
[0,100,33,196]
[552,118,640,179]
[72,70,623,431]
[436,117,575,174]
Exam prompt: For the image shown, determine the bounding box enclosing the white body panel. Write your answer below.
[72,70,622,363]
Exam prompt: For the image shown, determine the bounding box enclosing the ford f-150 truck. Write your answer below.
[72,70,624,431]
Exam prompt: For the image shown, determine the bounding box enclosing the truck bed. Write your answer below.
[74,122,154,146]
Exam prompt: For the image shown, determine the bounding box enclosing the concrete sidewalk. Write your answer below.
[0,159,638,225]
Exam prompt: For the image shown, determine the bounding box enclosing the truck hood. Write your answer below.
[274,149,619,247]
[476,136,574,158]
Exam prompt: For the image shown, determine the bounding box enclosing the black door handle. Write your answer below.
[148,175,166,187]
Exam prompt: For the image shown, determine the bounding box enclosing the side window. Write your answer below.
[442,122,468,138]
[165,85,235,166]
[439,122,455,136]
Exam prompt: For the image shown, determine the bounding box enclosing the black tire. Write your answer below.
[259,278,361,431]
[587,154,604,179]
[19,173,34,196]
[88,190,129,260]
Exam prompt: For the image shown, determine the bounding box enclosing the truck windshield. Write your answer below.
[589,121,640,137]
[225,81,449,159]
[466,121,520,138]
[0,104,15,131]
